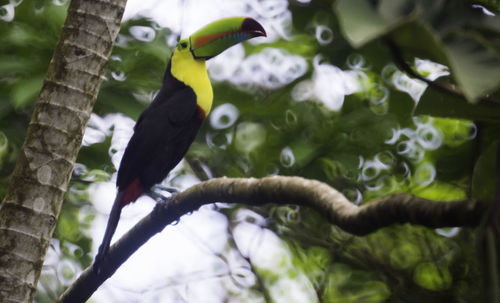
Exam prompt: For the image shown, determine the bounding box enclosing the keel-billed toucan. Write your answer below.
[94,17,266,271]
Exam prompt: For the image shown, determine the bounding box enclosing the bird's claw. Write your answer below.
[147,185,177,203]
[152,184,178,194]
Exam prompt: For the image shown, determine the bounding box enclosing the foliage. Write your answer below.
[1,0,500,302]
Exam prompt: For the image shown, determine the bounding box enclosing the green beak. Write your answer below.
[189,17,266,60]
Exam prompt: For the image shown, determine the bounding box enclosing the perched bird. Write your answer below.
[94,17,266,271]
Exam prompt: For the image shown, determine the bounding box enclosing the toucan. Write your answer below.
[94,17,266,271]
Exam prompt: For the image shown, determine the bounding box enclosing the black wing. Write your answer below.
[116,86,204,191]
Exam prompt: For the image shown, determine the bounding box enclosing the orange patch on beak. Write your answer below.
[193,31,232,48]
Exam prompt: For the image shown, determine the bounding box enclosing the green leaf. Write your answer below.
[390,241,422,269]
[472,141,499,200]
[334,0,417,48]
[247,34,317,57]
[0,57,40,74]
[0,131,8,170]
[10,75,44,109]
[415,86,500,122]
[412,181,467,201]
[286,140,320,169]
[444,33,500,102]
[413,262,453,291]
[390,21,449,65]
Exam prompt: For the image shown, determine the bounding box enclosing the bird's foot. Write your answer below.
[151,184,178,194]
[146,185,177,203]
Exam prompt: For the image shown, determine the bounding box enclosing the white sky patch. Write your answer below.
[123,0,290,42]
[91,182,233,302]
[414,58,450,81]
[292,55,365,111]
[82,113,136,171]
[208,47,308,90]
[391,69,428,102]
[383,58,450,104]
[0,3,15,22]
[232,213,319,303]
[82,114,112,146]
[471,4,496,16]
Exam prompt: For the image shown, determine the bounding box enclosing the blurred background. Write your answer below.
[1,0,500,302]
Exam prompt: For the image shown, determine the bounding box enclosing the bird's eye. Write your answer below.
[180,42,188,49]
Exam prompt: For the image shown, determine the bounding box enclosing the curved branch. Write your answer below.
[384,38,500,105]
[58,176,489,303]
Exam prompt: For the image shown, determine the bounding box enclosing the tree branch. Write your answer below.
[384,38,500,105]
[58,176,489,303]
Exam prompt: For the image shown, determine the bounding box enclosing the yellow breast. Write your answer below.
[170,48,213,115]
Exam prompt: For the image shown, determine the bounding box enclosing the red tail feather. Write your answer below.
[121,178,143,207]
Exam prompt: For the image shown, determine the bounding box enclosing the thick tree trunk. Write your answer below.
[0,0,126,302]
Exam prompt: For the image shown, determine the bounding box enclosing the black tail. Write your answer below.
[93,192,123,273]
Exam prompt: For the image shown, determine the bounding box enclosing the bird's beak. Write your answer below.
[189,17,266,60]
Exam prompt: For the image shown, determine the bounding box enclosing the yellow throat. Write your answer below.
[170,48,213,115]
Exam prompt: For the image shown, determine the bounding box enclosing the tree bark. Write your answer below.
[58,175,490,303]
[0,0,126,302]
